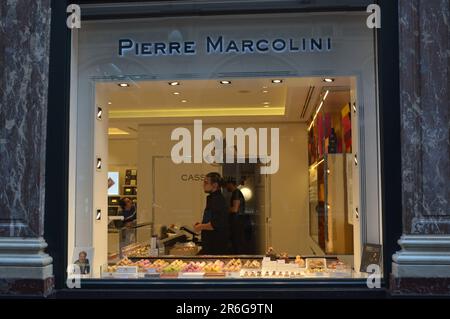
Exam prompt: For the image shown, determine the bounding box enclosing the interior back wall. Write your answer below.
[137,122,310,255]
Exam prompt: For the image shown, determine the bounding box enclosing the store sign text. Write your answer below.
[181,174,206,182]
[118,36,332,57]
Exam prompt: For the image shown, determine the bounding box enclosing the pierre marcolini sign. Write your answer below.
[118,35,332,56]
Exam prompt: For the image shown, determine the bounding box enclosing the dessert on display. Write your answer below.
[103,254,351,279]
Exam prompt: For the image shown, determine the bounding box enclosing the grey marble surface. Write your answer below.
[0,0,51,237]
[399,0,450,234]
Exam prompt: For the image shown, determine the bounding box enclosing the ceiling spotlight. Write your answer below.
[181,100,187,103]
[323,78,335,83]
[108,102,112,105]
[264,105,270,108]
[220,80,231,84]
[272,79,283,84]
[169,81,180,86]
[173,92,180,95]
[263,102,270,105]
[118,83,129,87]
[263,90,269,93]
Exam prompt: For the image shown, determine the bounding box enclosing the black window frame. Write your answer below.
[45,0,401,298]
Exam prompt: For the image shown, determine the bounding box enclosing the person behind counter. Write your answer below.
[224,177,246,254]
[119,197,137,245]
[194,172,230,255]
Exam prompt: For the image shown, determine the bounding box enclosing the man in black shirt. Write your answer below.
[224,177,246,254]
[194,172,230,255]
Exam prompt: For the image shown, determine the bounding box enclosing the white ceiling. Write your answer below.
[97,76,352,138]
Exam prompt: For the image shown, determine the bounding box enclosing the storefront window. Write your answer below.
[68,12,382,280]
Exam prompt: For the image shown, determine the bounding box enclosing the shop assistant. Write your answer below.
[194,172,230,255]
[225,177,246,254]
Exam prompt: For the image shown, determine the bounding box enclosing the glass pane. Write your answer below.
[69,11,382,280]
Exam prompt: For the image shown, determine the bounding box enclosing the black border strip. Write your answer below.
[376,0,402,282]
[77,0,372,20]
[45,0,71,291]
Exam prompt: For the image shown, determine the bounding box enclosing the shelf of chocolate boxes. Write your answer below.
[103,247,351,279]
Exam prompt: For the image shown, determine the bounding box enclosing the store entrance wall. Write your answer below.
[152,158,221,240]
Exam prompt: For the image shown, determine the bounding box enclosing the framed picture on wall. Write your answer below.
[360,244,382,273]
[71,247,94,278]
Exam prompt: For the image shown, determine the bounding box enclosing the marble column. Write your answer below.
[392,0,450,294]
[0,0,53,295]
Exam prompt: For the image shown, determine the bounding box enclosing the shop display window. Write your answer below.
[68,12,383,281]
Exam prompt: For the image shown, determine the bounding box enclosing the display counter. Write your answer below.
[102,255,353,279]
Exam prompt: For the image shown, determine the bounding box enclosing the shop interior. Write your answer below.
[94,76,360,279]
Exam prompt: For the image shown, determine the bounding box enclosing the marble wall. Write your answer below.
[0,0,53,295]
[392,0,450,295]
[0,0,51,237]
[399,0,450,235]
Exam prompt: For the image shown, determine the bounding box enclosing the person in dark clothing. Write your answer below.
[225,177,246,254]
[119,197,137,224]
[119,197,137,246]
[194,172,230,255]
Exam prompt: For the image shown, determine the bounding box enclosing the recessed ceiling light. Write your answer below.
[220,80,232,84]
[181,100,187,103]
[263,90,269,93]
[108,102,112,105]
[323,78,335,83]
[262,86,268,89]
[264,105,270,108]
[118,83,129,87]
[263,102,270,105]
[108,128,130,135]
[272,79,283,84]
[173,92,180,95]
[169,81,180,86]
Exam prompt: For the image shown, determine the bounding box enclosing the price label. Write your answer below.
[116,266,138,274]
